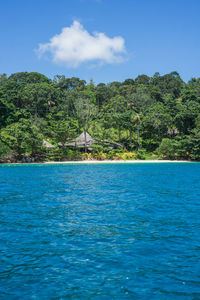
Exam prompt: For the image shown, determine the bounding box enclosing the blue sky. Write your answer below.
[1,0,200,83]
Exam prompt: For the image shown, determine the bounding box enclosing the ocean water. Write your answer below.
[0,163,200,299]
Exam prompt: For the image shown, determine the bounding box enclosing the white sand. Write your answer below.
[44,160,191,164]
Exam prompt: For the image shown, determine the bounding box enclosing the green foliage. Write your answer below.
[8,72,50,84]
[45,148,82,161]
[157,138,177,159]
[0,119,43,155]
[175,101,200,134]
[183,129,200,160]
[135,149,148,160]
[45,114,78,145]
[0,71,200,161]
[0,141,12,160]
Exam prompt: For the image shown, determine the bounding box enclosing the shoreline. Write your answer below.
[1,160,196,165]
[44,160,192,164]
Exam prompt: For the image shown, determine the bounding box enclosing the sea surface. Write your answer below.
[0,163,200,299]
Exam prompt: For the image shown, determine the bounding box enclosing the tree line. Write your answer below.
[0,71,200,162]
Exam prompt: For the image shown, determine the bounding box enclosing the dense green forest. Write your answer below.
[0,71,200,162]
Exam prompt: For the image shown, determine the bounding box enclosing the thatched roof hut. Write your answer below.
[62,132,94,148]
[61,132,123,150]
[43,140,55,148]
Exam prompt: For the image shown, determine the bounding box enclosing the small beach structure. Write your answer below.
[63,132,94,148]
[43,140,55,148]
[60,132,123,151]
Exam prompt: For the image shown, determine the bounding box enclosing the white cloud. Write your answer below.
[37,21,126,68]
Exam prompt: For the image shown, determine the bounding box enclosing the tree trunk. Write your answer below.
[129,130,132,144]
[118,126,121,141]
[83,124,87,152]
[137,127,140,150]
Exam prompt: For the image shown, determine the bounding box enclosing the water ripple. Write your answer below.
[0,163,200,299]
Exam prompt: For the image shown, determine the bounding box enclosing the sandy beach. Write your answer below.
[44,160,192,164]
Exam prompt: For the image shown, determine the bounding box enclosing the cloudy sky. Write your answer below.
[1,0,200,83]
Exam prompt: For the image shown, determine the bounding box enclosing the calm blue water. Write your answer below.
[0,163,200,299]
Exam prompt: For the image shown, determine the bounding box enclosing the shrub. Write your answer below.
[0,141,12,161]
[82,153,93,160]
[135,149,147,160]
[120,152,136,160]
[157,138,177,159]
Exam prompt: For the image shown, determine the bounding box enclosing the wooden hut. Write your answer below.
[63,132,94,148]
[60,132,123,151]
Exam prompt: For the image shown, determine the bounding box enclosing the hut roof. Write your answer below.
[43,140,55,148]
[61,132,123,149]
[63,132,94,147]
[167,128,179,135]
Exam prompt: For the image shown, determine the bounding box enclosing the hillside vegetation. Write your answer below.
[0,71,200,162]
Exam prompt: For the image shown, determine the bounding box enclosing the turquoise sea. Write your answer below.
[0,163,200,299]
